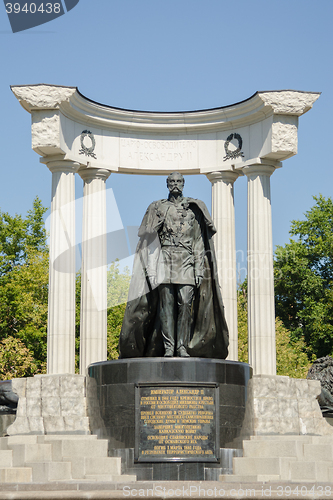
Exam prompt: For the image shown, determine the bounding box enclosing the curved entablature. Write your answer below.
[11,84,320,175]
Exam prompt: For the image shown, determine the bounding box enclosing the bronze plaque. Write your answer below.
[135,383,219,462]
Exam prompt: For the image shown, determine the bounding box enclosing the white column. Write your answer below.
[207,171,240,361]
[243,163,276,375]
[45,158,79,374]
[79,167,111,375]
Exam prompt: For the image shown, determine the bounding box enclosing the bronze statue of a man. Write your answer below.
[119,172,229,359]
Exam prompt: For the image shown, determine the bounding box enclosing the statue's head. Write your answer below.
[166,172,184,195]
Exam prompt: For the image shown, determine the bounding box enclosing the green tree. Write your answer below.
[107,303,127,360]
[107,261,130,359]
[0,198,49,377]
[75,272,81,372]
[237,286,248,365]
[0,197,47,275]
[237,286,311,378]
[107,261,131,308]
[274,195,333,359]
[0,337,38,380]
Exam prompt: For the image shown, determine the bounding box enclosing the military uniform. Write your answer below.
[119,194,229,360]
[147,198,205,356]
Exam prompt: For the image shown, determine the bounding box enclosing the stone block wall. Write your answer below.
[7,375,90,435]
[239,375,333,440]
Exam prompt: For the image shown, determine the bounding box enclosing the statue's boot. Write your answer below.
[164,349,174,357]
[162,333,175,357]
[177,346,190,357]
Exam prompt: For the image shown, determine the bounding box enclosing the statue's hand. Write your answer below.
[195,276,203,287]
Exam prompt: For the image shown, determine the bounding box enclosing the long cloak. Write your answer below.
[118,198,229,359]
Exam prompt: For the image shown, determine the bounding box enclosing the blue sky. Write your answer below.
[0,0,332,277]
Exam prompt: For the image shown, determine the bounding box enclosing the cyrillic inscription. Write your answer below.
[120,138,197,164]
[135,384,218,462]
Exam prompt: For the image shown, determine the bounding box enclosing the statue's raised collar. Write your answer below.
[163,196,189,205]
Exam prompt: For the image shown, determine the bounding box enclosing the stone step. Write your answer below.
[84,473,136,482]
[10,443,52,466]
[243,439,302,459]
[250,435,333,448]
[27,461,72,482]
[287,460,330,482]
[0,433,134,483]
[68,457,88,479]
[233,456,296,477]
[38,434,98,442]
[0,435,38,450]
[250,435,313,442]
[45,437,108,461]
[245,439,333,463]
[0,467,32,483]
[0,450,13,467]
[111,474,137,482]
[309,435,333,445]
[233,457,279,476]
[227,436,333,483]
[84,474,112,481]
[220,474,281,482]
[303,443,333,461]
[70,456,121,479]
[85,457,121,475]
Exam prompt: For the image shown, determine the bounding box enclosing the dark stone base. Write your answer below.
[88,358,252,480]
[109,446,243,481]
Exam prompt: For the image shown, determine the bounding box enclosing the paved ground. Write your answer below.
[0,481,333,499]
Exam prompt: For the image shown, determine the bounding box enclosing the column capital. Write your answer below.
[242,158,282,178]
[40,155,81,174]
[243,164,276,178]
[78,167,111,183]
[206,170,242,184]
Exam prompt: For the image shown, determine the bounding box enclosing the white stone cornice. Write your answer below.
[11,84,320,172]
[11,84,76,111]
[11,85,320,133]
[258,90,320,116]
[66,91,265,132]
[53,89,321,133]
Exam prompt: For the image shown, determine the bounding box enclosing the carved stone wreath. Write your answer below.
[223,133,244,161]
[79,130,97,159]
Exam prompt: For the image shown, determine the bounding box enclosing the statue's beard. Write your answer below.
[170,187,182,194]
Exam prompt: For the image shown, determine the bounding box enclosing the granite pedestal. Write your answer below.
[87,358,251,480]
